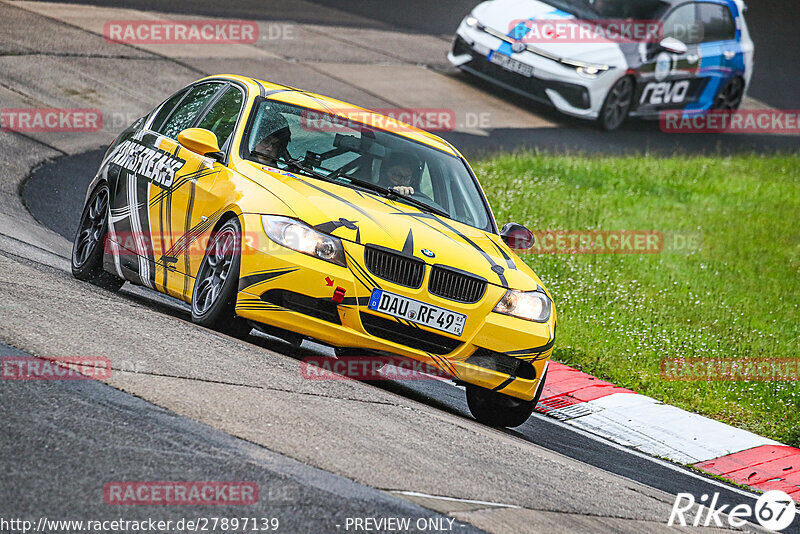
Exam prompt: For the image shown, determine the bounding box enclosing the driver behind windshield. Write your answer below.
[379,152,422,196]
[252,112,292,163]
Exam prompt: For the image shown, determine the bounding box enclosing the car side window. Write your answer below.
[698,2,736,42]
[157,83,225,140]
[662,3,702,45]
[196,86,244,149]
[149,88,189,133]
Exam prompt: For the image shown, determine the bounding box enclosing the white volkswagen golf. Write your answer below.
[449,0,753,130]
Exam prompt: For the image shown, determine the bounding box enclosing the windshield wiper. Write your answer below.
[336,175,450,218]
[255,150,450,218]
[252,151,334,183]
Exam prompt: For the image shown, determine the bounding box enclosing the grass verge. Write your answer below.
[475,152,800,446]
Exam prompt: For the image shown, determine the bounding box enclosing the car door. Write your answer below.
[635,2,704,116]
[683,1,741,112]
[149,82,246,300]
[105,81,227,295]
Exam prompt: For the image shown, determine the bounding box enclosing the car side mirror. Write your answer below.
[659,37,688,55]
[500,223,535,250]
[177,128,224,161]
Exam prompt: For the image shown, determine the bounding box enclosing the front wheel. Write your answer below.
[712,77,744,111]
[71,183,124,291]
[599,76,635,131]
[466,368,548,428]
[191,218,251,338]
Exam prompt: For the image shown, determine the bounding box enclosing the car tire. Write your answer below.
[191,217,251,338]
[466,368,548,428]
[712,77,744,111]
[599,76,635,131]
[71,182,125,291]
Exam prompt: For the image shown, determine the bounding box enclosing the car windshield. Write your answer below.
[543,0,667,20]
[244,100,494,232]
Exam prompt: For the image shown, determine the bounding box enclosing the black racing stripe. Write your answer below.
[182,180,196,296]
[490,239,516,270]
[291,176,387,229]
[429,353,457,377]
[313,218,358,235]
[492,376,516,392]
[350,268,373,292]
[402,229,414,256]
[148,168,217,207]
[505,324,557,356]
[343,253,374,292]
[162,208,224,259]
[344,250,382,290]
[238,268,299,291]
[158,184,168,291]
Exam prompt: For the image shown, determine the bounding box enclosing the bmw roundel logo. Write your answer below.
[421,249,435,258]
[511,41,526,54]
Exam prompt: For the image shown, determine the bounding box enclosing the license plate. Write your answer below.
[489,51,534,77]
[368,289,465,337]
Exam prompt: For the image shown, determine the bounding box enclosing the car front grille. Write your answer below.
[364,246,424,288]
[360,312,461,355]
[429,266,486,303]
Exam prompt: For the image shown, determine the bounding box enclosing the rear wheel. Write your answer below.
[191,218,251,338]
[599,76,635,131]
[712,77,744,111]
[466,368,548,428]
[71,183,124,291]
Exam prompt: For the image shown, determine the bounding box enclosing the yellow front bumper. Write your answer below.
[235,215,555,401]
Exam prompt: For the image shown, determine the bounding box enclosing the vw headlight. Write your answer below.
[493,289,551,322]
[261,215,346,266]
[576,65,610,79]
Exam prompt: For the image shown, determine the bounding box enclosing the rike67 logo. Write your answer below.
[669,491,797,531]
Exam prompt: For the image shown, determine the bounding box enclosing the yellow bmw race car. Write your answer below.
[71,74,556,427]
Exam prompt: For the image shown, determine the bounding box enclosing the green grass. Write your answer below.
[474,152,800,446]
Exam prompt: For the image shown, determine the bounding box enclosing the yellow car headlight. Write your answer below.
[261,215,346,267]
[493,289,551,322]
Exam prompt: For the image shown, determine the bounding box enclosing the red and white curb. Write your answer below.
[536,362,800,501]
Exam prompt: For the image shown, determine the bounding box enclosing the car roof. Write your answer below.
[198,74,462,158]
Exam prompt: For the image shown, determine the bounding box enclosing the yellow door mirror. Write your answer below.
[177,128,224,161]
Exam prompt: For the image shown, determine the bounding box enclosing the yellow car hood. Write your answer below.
[246,164,543,290]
